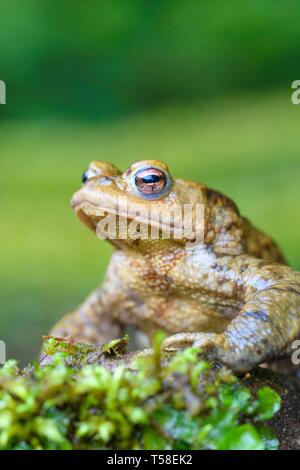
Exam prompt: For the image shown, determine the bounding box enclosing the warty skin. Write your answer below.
[50,159,300,372]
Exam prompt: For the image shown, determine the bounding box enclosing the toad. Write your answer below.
[50,160,300,372]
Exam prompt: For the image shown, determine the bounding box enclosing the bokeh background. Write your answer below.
[1,1,300,364]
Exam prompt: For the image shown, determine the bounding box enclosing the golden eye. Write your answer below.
[82,167,99,183]
[134,168,167,197]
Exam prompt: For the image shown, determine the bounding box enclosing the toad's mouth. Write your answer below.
[73,201,187,239]
[71,192,198,241]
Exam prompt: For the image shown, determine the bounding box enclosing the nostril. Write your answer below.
[82,171,113,185]
[98,176,112,185]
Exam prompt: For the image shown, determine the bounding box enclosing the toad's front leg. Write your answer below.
[163,257,300,373]
[50,286,123,345]
[49,252,128,345]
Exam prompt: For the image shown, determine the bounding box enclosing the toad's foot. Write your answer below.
[162,332,229,369]
[162,332,251,373]
[162,332,221,351]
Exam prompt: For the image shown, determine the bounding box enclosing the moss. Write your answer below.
[0,333,281,450]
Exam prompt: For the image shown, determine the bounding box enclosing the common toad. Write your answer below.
[50,160,300,372]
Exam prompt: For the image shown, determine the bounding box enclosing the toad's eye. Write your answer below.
[134,167,170,199]
[82,171,89,183]
[82,168,98,183]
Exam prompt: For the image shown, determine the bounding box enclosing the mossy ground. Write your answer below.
[0,334,281,450]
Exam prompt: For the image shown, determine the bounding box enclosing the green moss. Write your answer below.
[0,334,281,450]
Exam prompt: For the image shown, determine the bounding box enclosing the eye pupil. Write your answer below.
[140,174,161,184]
[134,167,168,197]
[82,171,89,183]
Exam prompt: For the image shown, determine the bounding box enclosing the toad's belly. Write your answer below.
[116,292,241,335]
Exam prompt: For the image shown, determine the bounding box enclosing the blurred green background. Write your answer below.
[0,1,300,364]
